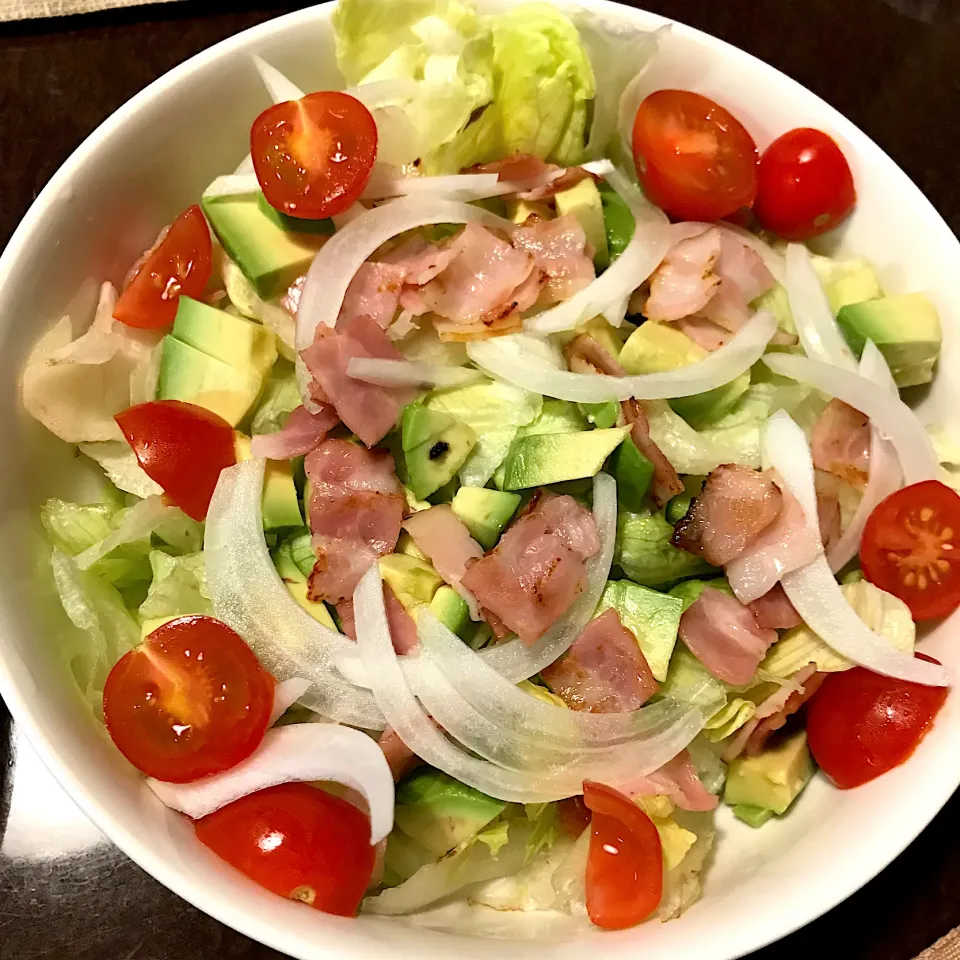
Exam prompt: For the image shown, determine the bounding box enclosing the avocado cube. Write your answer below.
[579,400,620,429]
[401,402,456,452]
[732,804,776,828]
[620,323,750,427]
[234,433,303,529]
[286,580,339,630]
[500,427,630,490]
[668,577,734,613]
[429,585,471,637]
[599,183,635,263]
[616,509,717,587]
[665,475,706,525]
[837,293,942,388]
[405,421,478,500]
[555,178,609,269]
[394,768,506,856]
[811,255,883,313]
[450,487,521,549]
[507,198,553,225]
[610,440,654,512]
[379,554,443,612]
[596,580,684,681]
[724,729,815,816]
[202,192,333,301]
[157,337,263,426]
[172,296,277,378]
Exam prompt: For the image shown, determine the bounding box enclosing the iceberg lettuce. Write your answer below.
[138,551,211,623]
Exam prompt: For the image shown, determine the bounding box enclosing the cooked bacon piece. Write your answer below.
[403,505,484,617]
[565,335,683,508]
[645,229,722,322]
[468,153,556,183]
[336,583,419,655]
[620,749,719,812]
[673,464,782,567]
[541,609,658,712]
[815,469,843,553]
[250,403,339,460]
[715,230,775,304]
[748,584,801,630]
[461,492,600,644]
[300,313,416,447]
[811,399,871,488]
[338,262,407,329]
[378,727,420,781]
[305,439,404,604]
[725,477,820,604]
[670,316,731,351]
[511,216,595,305]
[381,233,462,286]
[678,586,778,685]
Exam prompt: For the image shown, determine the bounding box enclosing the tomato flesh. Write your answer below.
[861,480,960,621]
[113,205,212,330]
[806,653,947,789]
[251,92,377,220]
[103,616,274,783]
[754,127,856,240]
[583,781,663,930]
[195,782,375,916]
[632,89,759,222]
[115,400,236,521]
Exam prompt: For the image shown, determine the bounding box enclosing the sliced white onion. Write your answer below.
[786,243,857,369]
[346,356,483,388]
[765,411,949,687]
[469,310,777,403]
[763,352,938,486]
[827,342,903,571]
[202,173,261,201]
[480,472,617,681]
[523,166,670,335]
[252,55,305,103]
[296,197,515,406]
[361,170,505,202]
[616,25,670,167]
[146,724,395,842]
[75,495,172,571]
[268,677,312,725]
[601,292,630,327]
[581,159,616,178]
[205,458,385,729]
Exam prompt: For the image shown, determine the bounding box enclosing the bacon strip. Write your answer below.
[811,399,871,488]
[250,403,339,460]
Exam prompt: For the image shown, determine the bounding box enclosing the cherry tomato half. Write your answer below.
[103,616,275,783]
[632,89,759,222]
[806,653,948,789]
[861,480,960,621]
[754,128,856,240]
[195,782,375,916]
[583,781,663,930]
[115,400,236,521]
[113,205,212,330]
[251,92,377,220]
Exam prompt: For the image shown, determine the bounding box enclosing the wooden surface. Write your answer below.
[2,1,960,958]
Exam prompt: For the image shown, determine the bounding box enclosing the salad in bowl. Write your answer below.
[16,0,959,938]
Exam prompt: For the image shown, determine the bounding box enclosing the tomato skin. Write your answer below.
[632,89,759,222]
[806,653,947,789]
[113,205,212,329]
[251,92,377,220]
[583,781,663,930]
[861,480,960,621]
[103,616,275,783]
[195,783,375,916]
[115,400,236,521]
[754,128,856,240]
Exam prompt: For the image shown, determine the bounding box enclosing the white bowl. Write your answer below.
[1,2,959,958]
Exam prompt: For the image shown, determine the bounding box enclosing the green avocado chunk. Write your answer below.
[732,804,777,828]
[450,486,521,549]
[724,729,815,816]
[811,255,883,313]
[157,336,263,426]
[555,177,609,269]
[406,422,478,500]
[667,577,734,613]
[402,402,456,452]
[501,427,630,490]
[616,509,717,587]
[579,400,620,429]
[598,183,634,263]
[430,585,471,638]
[837,293,942,388]
[610,439,654,512]
[171,296,277,378]
[665,475,706,525]
[202,192,333,300]
[596,580,683,681]
[394,768,506,856]
[619,322,750,428]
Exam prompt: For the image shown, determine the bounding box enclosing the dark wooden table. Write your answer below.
[2,1,960,958]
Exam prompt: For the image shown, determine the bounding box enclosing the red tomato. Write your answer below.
[861,480,960,621]
[583,781,663,930]
[113,205,212,329]
[754,128,856,240]
[251,92,377,220]
[631,89,759,222]
[806,653,948,789]
[195,782,375,916]
[103,616,274,783]
[115,400,236,521]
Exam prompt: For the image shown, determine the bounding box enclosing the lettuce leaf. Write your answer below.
[251,361,301,437]
[138,551,211,623]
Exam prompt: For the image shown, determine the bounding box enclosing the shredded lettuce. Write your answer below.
[251,361,301,437]
[702,698,757,742]
[138,551,211,623]
[78,441,163,499]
